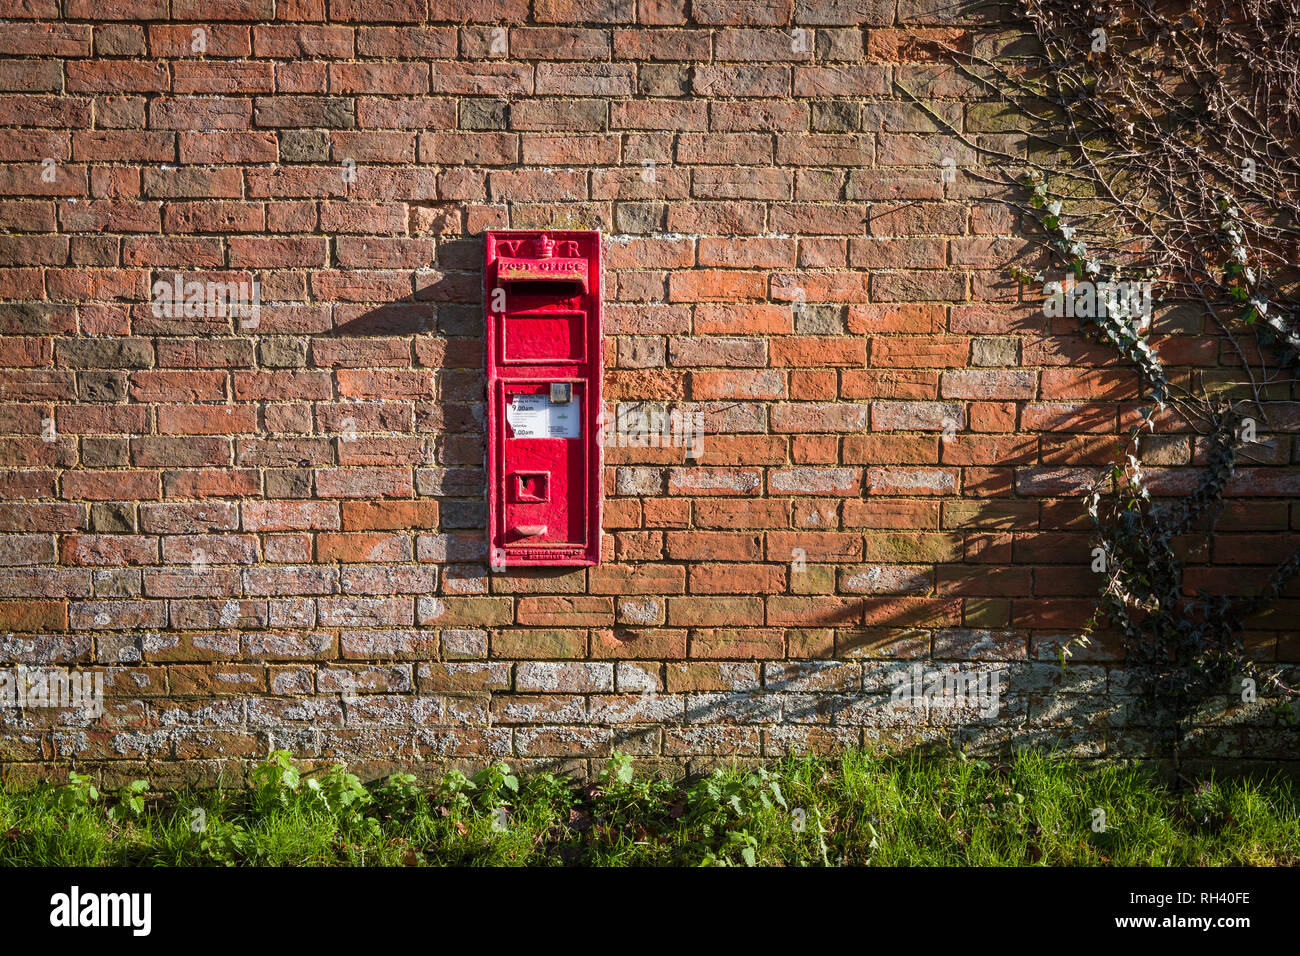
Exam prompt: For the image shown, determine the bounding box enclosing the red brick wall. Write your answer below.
[0,0,1295,784]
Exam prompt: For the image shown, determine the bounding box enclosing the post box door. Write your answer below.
[497,381,588,550]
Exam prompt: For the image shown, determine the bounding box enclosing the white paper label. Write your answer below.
[507,392,581,439]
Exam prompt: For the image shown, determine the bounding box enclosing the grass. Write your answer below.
[1,749,1297,866]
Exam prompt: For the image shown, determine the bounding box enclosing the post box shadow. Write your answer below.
[329,267,483,337]
[331,300,438,337]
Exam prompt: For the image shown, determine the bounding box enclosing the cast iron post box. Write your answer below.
[485,230,602,568]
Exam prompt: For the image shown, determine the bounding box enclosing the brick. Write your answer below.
[690,369,786,401]
[516,662,614,692]
[872,401,964,431]
[770,403,869,433]
[770,336,867,367]
[430,62,532,96]
[693,0,793,25]
[0,24,93,57]
[0,600,66,632]
[532,0,631,20]
[614,28,709,60]
[516,596,612,627]
[867,27,969,61]
[174,61,273,94]
[942,369,1037,399]
[843,435,940,464]
[866,467,959,495]
[537,62,635,96]
[795,0,892,25]
[67,61,168,93]
[254,25,354,57]
[767,597,860,626]
[668,270,766,302]
[420,132,518,165]
[331,0,426,21]
[871,337,968,368]
[667,596,764,626]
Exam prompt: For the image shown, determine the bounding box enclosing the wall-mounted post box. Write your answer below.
[485,230,602,568]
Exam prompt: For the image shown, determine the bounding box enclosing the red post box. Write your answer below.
[485,230,602,567]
